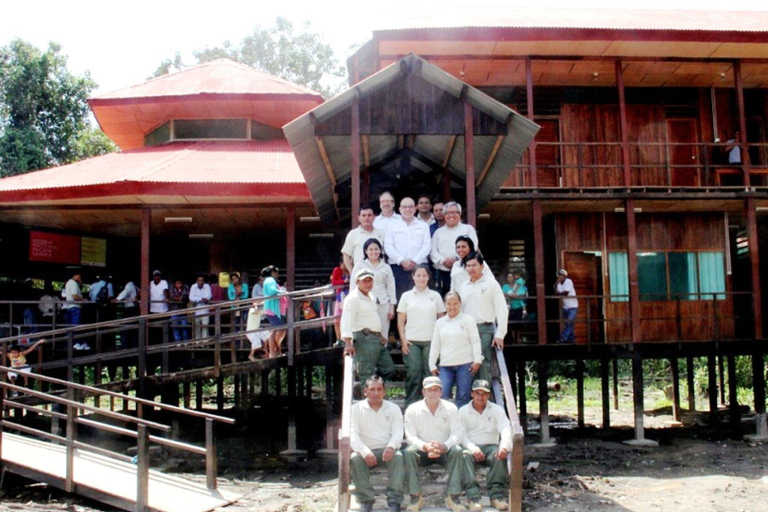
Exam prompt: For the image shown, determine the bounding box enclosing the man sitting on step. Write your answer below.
[403,376,467,512]
[350,376,405,512]
[459,379,512,511]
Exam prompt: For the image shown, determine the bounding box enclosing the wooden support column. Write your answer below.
[626,199,641,344]
[464,99,476,227]
[517,359,527,433]
[576,359,585,428]
[525,57,538,188]
[746,350,768,440]
[687,356,697,411]
[727,355,740,431]
[351,93,361,228]
[140,209,150,316]
[670,358,681,423]
[537,360,552,445]
[733,60,751,186]
[613,358,620,410]
[719,356,726,406]
[601,357,610,429]
[708,354,718,423]
[746,198,763,338]
[532,200,547,345]
[616,60,632,187]
[286,206,296,291]
[626,353,657,446]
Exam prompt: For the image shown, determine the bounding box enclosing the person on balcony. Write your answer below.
[456,252,508,383]
[169,278,190,342]
[189,274,212,339]
[459,379,512,511]
[350,376,405,512]
[341,268,395,384]
[403,376,467,512]
[431,201,479,295]
[385,197,431,301]
[342,205,384,273]
[725,131,742,165]
[555,269,578,343]
[397,265,446,406]
[503,270,528,344]
[261,265,287,358]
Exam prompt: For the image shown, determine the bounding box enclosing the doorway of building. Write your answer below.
[535,119,561,188]
[666,118,700,187]
[561,251,603,344]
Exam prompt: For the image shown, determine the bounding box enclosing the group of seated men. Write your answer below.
[351,375,511,512]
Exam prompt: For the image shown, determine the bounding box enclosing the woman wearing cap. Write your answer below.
[397,265,446,406]
[429,291,482,408]
[350,238,396,338]
[262,265,286,358]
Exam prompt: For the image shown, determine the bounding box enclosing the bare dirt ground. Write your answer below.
[3,385,768,512]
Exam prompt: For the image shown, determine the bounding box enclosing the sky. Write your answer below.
[2,0,768,96]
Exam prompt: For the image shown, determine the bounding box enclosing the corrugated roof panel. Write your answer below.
[0,140,305,193]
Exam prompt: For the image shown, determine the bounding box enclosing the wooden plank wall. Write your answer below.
[557,213,734,343]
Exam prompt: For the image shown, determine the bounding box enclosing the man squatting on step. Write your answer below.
[350,376,405,512]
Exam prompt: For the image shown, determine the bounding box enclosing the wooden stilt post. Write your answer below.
[708,354,718,423]
[718,355,726,406]
[671,358,681,423]
[196,380,203,411]
[745,350,768,441]
[626,198,641,344]
[576,359,585,428]
[613,357,620,410]
[727,355,740,431]
[687,356,696,411]
[746,198,763,339]
[517,359,527,433]
[533,200,547,345]
[626,352,657,446]
[537,360,553,445]
[601,357,611,429]
[318,364,338,456]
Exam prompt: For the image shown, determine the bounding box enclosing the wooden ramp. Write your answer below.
[1,433,238,512]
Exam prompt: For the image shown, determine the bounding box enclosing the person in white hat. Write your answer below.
[341,268,395,384]
[459,379,513,511]
[554,269,578,343]
[403,376,467,512]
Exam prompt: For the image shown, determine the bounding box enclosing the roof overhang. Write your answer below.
[284,53,540,225]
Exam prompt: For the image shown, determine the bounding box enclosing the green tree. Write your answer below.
[154,17,347,98]
[71,125,118,161]
[0,39,108,176]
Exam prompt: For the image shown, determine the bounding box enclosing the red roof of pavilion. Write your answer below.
[0,140,310,205]
[88,59,324,151]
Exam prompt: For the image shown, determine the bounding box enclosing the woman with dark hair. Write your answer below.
[227,272,249,337]
[449,236,492,292]
[397,264,445,405]
[350,238,397,339]
[429,290,482,408]
[261,265,286,358]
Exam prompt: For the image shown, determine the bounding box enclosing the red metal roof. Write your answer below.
[0,140,310,204]
[374,8,768,34]
[92,59,322,100]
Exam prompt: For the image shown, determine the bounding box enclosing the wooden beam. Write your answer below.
[351,97,361,228]
[315,137,337,188]
[464,100,476,227]
[626,198,641,344]
[532,199,547,345]
[526,57,538,188]
[746,197,763,339]
[616,60,632,188]
[477,135,504,187]
[442,135,457,167]
[733,60,751,186]
[362,135,370,167]
[286,206,296,291]
[140,209,150,317]
[442,136,458,201]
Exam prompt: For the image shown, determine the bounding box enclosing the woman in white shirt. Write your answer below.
[350,238,397,339]
[429,291,483,408]
[396,265,446,406]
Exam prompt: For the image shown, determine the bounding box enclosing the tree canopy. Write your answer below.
[0,39,114,177]
[152,17,347,98]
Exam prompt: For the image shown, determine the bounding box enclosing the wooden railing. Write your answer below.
[495,347,524,512]
[337,355,354,512]
[0,365,234,509]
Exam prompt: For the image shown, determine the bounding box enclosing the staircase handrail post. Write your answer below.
[337,354,354,512]
[205,417,218,490]
[65,387,77,493]
[136,423,150,512]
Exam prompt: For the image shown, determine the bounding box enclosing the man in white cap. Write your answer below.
[459,379,512,511]
[554,269,578,343]
[403,376,467,512]
[350,376,405,512]
[342,268,395,383]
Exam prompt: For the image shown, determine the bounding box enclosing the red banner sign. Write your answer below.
[29,231,81,264]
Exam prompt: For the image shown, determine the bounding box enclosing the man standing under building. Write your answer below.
[431,201,479,295]
[555,269,578,343]
[430,201,445,236]
[457,253,508,383]
[373,191,401,238]
[350,376,405,512]
[403,376,467,512]
[149,270,169,315]
[189,274,212,339]
[342,269,395,383]
[385,197,431,300]
[342,205,385,273]
[459,379,512,511]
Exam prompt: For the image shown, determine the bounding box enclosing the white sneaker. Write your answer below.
[74,343,83,350]
[74,343,91,351]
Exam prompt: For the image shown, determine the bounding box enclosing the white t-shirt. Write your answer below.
[149,279,169,313]
[556,278,578,309]
[397,287,445,342]
[63,279,82,310]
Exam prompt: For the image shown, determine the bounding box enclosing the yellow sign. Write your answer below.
[218,272,231,288]
[81,237,107,267]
